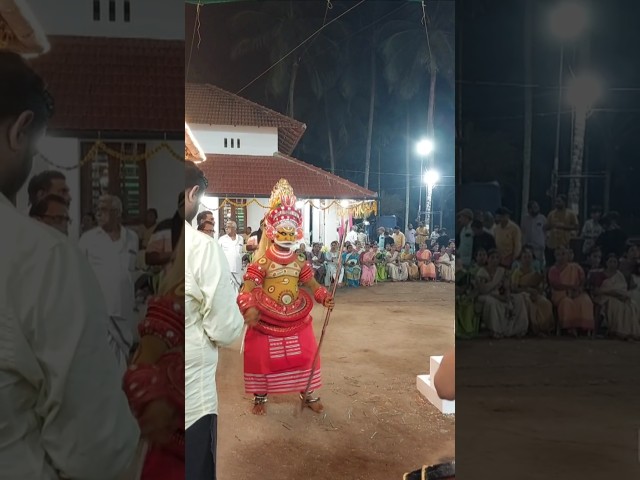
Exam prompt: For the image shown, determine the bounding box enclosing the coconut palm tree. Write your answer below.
[230,0,341,118]
[379,0,454,226]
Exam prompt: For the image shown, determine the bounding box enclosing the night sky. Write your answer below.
[459,0,640,227]
[186,1,455,231]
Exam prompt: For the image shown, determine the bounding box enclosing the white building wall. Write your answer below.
[26,0,183,39]
[189,125,278,156]
[146,140,184,221]
[17,136,81,239]
[245,199,269,232]
[324,204,341,246]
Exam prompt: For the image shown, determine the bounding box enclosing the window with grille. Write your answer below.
[80,141,148,225]
[123,0,130,22]
[93,0,100,20]
[108,0,115,21]
[219,199,247,233]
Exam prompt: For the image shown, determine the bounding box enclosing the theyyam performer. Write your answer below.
[237,179,335,415]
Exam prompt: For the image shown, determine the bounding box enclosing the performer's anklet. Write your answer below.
[299,393,321,403]
[254,394,268,405]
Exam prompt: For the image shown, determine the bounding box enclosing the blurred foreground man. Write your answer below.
[0,50,138,479]
[184,162,244,479]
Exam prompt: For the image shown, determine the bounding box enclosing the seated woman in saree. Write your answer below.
[386,244,409,281]
[436,246,456,283]
[360,243,377,287]
[592,254,640,340]
[342,243,362,287]
[475,249,528,338]
[324,240,344,288]
[416,242,437,281]
[400,243,420,281]
[375,246,390,282]
[511,245,555,336]
[548,246,595,337]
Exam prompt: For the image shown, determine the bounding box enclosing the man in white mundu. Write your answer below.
[218,220,244,291]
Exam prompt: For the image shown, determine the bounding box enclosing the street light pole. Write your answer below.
[418,158,423,221]
[552,44,564,201]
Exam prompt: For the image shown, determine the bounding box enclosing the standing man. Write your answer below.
[27,169,71,206]
[79,194,139,370]
[544,194,579,266]
[184,161,245,480]
[0,49,138,479]
[580,205,603,258]
[456,209,474,268]
[197,210,214,231]
[392,226,406,249]
[218,220,245,291]
[405,223,417,252]
[28,194,71,235]
[520,200,547,265]
[493,207,522,268]
[416,221,429,249]
[377,227,386,250]
[346,225,358,244]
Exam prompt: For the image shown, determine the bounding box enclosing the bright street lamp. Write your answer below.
[549,1,588,41]
[566,72,602,110]
[424,169,440,186]
[549,0,589,200]
[416,138,435,156]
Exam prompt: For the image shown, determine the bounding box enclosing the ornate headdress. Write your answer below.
[264,179,303,240]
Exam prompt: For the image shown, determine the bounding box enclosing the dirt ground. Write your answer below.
[215,281,455,480]
[456,338,640,479]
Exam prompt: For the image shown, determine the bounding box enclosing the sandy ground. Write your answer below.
[214,281,455,480]
[456,337,640,479]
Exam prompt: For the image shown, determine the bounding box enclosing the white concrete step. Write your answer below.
[416,355,454,415]
[417,374,455,414]
[430,355,443,378]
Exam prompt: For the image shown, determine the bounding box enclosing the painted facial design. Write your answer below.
[274,225,297,249]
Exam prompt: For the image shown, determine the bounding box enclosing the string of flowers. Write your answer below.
[37,140,184,171]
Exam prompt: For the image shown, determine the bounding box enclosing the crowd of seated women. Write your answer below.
[455,243,640,341]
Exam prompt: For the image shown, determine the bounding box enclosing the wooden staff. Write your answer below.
[300,224,348,412]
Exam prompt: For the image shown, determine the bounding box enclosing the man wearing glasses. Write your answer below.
[79,194,139,371]
[29,194,71,235]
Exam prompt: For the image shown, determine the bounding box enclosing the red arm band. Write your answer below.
[299,261,314,283]
[138,297,184,350]
[314,286,330,304]
[237,291,257,315]
[244,263,266,286]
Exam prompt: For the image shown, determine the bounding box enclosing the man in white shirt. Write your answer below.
[405,223,417,252]
[184,162,246,479]
[79,194,139,370]
[0,50,138,479]
[520,200,547,265]
[346,225,358,244]
[218,220,244,291]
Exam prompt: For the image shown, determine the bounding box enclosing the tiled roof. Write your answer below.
[185,83,306,156]
[198,154,377,199]
[29,35,183,134]
[0,0,49,55]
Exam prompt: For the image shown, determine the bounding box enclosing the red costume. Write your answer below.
[237,179,332,405]
[122,296,184,479]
